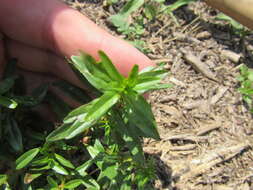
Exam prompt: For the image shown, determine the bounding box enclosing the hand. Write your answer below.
[0,0,153,90]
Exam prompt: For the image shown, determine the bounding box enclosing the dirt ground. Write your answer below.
[64,1,253,189]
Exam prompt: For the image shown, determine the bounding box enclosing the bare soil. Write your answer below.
[64,1,253,189]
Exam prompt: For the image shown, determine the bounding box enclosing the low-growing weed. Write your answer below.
[215,13,251,37]
[237,65,253,113]
[1,51,171,189]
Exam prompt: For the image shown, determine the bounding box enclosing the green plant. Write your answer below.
[237,65,253,113]
[10,51,171,189]
[215,13,251,37]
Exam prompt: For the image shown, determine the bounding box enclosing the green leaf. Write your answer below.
[86,91,120,121]
[120,0,144,16]
[6,117,23,152]
[24,173,42,184]
[63,98,98,123]
[0,76,17,95]
[54,153,75,169]
[127,65,139,86]
[87,139,105,159]
[51,161,69,175]
[82,175,100,190]
[0,175,7,186]
[16,148,40,169]
[0,96,17,109]
[163,0,195,13]
[71,53,109,91]
[123,91,160,140]
[110,110,144,163]
[98,51,123,82]
[109,0,144,30]
[76,160,93,176]
[144,3,157,20]
[47,176,58,188]
[64,179,83,189]
[101,163,118,180]
[46,119,95,142]
[31,156,49,167]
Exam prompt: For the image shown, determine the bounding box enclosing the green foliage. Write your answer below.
[1,52,170,189]
[237,65,253,112]
[215,13,251,37]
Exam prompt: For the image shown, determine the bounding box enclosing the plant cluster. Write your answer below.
[0,51,170,189]
[107,0,196,52]
[237,65,253,113]
[215,13,251,37]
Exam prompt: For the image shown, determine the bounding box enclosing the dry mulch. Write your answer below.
[63,1,253,189]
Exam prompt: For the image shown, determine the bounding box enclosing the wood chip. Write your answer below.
[182,100,205,109]
[170,144,197,151]
[169,77,186,87]
[221,50,241,63]
[196,123,220,136]
[156,104,181,118]
[165,134,208,143]
[196,31,211,40]
[182,52,218,82]
[211,86,229,105]
[181,143,250,180]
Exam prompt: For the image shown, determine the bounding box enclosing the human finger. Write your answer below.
[0,0,154,75]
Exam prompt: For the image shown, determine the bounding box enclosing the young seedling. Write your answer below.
[15,51,171,189]
[237,64,253,113]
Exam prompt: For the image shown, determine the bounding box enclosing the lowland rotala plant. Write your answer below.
[0,51,171,189]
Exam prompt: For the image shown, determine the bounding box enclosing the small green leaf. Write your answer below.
[64,179,83,189]
[16,148,40,169]
[71,53,109,91]
[76,160,93,176]
[24,173,42,184]
[123,91,160,139]
[0,175,7,186]
[98,51,124,82]
[86,91,120,121]
[127,65,139,86]
[101,163,118,180]
[54,153,75,169]
[51,161,69,175]
[63,99,98,123]
[6,117,23,152]
[0,96,17,109]
[47,176,58,188]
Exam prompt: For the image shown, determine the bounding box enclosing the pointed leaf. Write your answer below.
[64,179,83,189]
[98,51,124,82]
[6,118,23,152]
[47,176,58,188]
[0,96,17,109]
[71,53,109,91]
[51,161,69,175]
[0,175,7,186]
[86,91,120,121]
[123,91,160,139]
[54,153,75,169]
[16,148,40,169]
[127,65,139,86]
